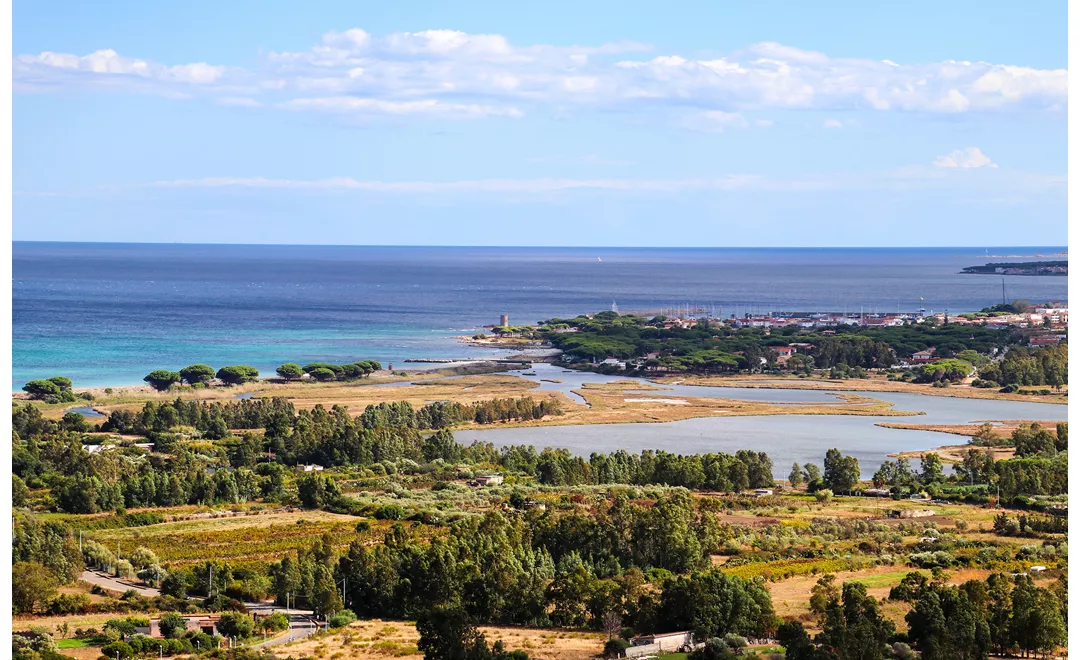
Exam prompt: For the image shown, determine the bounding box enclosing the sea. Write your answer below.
[12,242,1068,389]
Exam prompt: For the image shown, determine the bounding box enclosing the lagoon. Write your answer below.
[454,364,1067,478]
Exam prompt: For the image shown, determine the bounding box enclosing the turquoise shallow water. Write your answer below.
[13,242,1068,388]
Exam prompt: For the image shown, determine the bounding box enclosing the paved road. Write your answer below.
[80,569,319,647]
[248,610,319,649]
[81,569,159,597]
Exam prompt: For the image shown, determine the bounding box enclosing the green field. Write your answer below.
[57,638,92,649]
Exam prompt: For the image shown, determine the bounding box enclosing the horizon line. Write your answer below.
[11,240,1070,250]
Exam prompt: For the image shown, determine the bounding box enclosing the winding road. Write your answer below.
[80,569,319,648]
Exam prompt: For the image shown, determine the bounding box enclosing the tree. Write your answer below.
[159,612,188,639]
[601,611,622,640]
[143,370,181,391]
[276,363,304,381]
[309,367,338,382]
[917,359,973,383]
[817,582,894,660]
[777,621,827,660]
[216,365,259,385]
[127,547,159,570]
[789,462,804,487]
[257,611,290,632]
[1029,589,1067,657]
[298,473,341,509]
[956,448,995,486]
[970,423,999,447]
[920,453,944,484]
[889,572,929,603]
[215,612,254,639]
[1011,579,1066,657]
[303,363,345,378]
[905,584,992,660]
[13,475,30,507]
[60,412,90,432]
[810,574,839,616]
[658,569,775,640]
[823,449,859,493]
[803,463,821,484]
[422,429,463,463]
[180,364,216,385]
[48,376,74,391]
[13,561,59,613]
[1013,423,1058,458]
[416,606,492,660]
[23,379,61,400]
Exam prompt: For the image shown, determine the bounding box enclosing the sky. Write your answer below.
[12,1,1069,247]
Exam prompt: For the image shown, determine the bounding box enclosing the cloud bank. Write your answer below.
[14,29,1068,123]
[118,164,1060,197]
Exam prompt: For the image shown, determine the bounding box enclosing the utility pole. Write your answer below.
[208,563,212,598]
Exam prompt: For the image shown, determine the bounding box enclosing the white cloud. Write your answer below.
[280,96,523,119]
[933,146,998,168]
[141,175,759,193]
[216,97,262,108]
[822,117,860,129]
[16,49,226,88]
[126,162,1061,196]
[13,30,1068,123]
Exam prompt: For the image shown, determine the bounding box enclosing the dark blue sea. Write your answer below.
[12,243,1068,388]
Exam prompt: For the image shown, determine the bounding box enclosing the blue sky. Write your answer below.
[13,1,1068,246]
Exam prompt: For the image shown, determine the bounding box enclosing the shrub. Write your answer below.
[604,639,630,658]
[328,610,357,628]
[47,593,92,615]
[374,504,405,520]
[102,641,135,660]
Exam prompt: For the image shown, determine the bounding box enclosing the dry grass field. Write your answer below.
[658,373,1068,404]
[30,370,931,428]
[274,618,605,660]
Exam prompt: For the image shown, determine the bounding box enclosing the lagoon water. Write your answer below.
[13,242,1068,388]
[388,363,1068,477]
